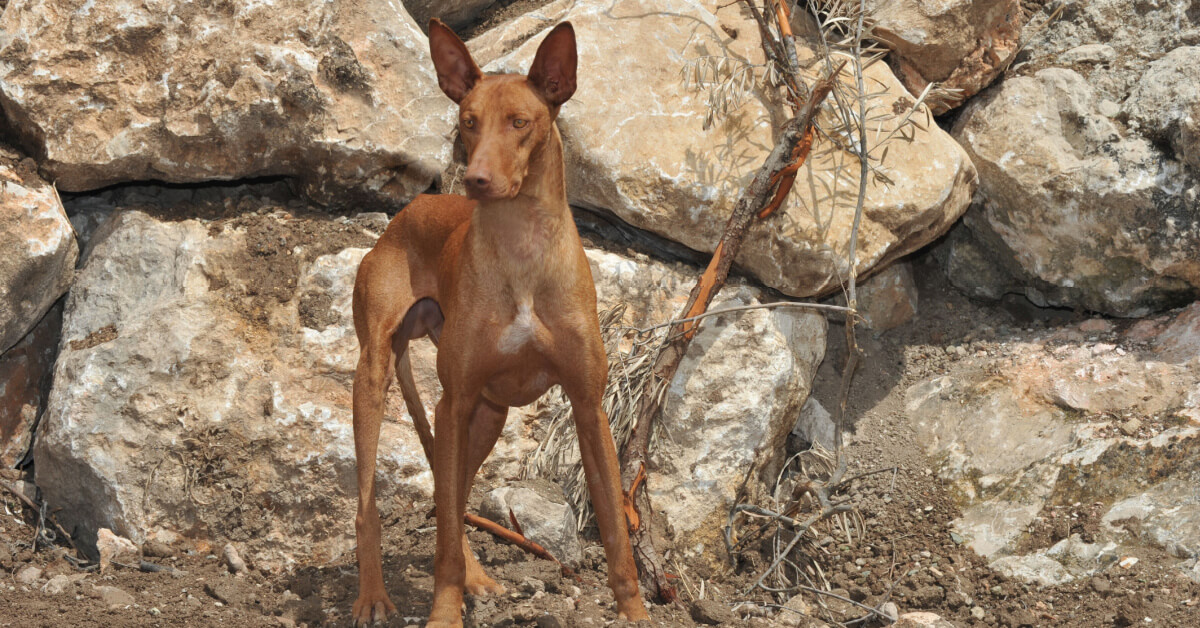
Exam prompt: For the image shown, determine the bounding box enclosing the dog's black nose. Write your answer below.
[464,171,491,193]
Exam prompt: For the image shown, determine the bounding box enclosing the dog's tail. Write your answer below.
[396,349,435,462]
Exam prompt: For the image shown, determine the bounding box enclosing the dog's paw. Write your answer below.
[617,600,651,622]
[464,572,506,596]
[352,591,397,626]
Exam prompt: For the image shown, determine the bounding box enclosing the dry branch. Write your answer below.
[465,513,578,579]
[618,57,845,604]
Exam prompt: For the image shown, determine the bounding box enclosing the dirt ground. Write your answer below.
[3,244,1198,627]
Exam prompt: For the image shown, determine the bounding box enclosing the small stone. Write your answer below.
[149,607,161,616]
[880,601,900,622]
[142,540,176,558]
[222,543,247,574]
[1119,556,1139,569]
[519,577,545,596]
[535,617,565,628]
[970,606,987,620]
[949,532,965,545]
[16,565,42,585]
[94,585,136,607]
[1119,418,1142,436]
[778,594,812,627]
[203,580,237,605]
[41,574,71,595]
[96,528,138,573]
[895,611,957,627]
[689,599,736,625]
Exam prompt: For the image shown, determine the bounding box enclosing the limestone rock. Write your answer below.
[16,565,42,585]
[0,302,60,468]
[0,0,453,208]
[792,397,836,451]
[96,528,138,573]
[946,1,1200,317]
[867,0,1024,114]
[904,304,1200,584]
[0,155,77,354]
[480,480,582,568]
[472,0,975,299]
[646,278,825,563]
[1124,46,1200,173]
[36,207,430,567]
[530,247,826,564]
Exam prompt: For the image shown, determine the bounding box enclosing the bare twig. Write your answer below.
[465,513,578,580]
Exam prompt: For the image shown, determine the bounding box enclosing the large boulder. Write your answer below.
[36,196,826,567]
[36,207,423,568]
[533,247,827,567]
[904,304,1200,584]
[945,0,1200,317]
[0,153,77,354]
[469,0,975,299]
[0,0,453,208]
[866,0,1025,114]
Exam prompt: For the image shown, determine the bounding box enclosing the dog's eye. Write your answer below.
[513,119,527,129]
[462,119,475,129]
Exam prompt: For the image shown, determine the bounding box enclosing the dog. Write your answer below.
[349,19,650,627]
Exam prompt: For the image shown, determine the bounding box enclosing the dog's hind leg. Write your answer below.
[350,245,411,626]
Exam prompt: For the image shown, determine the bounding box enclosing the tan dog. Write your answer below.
[349,19,650,627]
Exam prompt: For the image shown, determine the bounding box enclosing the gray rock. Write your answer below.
[1125,46,1200,172]
[35,209,427,569]
[792,397,837,451]
[0,159,77,355]
[481,480,581,569]
[947,2,1200,316]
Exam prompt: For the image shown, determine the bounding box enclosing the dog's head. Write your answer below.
[429,19,577,201]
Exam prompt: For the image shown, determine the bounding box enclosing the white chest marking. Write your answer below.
[497,303,536,354]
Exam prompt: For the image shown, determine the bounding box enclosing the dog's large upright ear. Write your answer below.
[429,18,482,104]
[527,22,577,107]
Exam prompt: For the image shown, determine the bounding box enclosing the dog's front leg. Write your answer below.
[559,344,650,622]
[427,389,476,628]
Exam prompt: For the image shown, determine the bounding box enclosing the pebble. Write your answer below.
[94,585,136,607]
[970,606,986,620]
[880,601,900,622]
[41,574,71,596]
[16,565,42,585]
[223,543,247,574]
[1119,556,1139,568]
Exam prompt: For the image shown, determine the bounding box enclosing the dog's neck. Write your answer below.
[470,123,572,261]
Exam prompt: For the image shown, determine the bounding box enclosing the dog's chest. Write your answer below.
[497,301,539,354]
